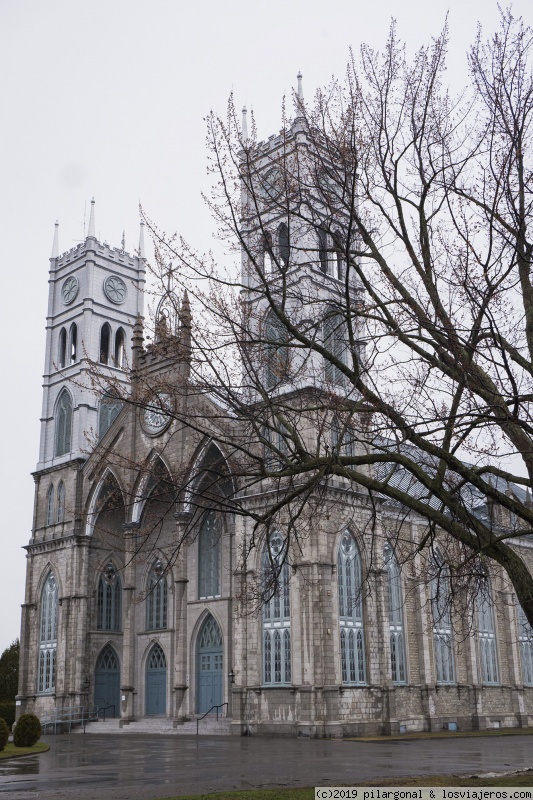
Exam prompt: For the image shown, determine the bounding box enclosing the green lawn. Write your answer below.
[0,742,49,760]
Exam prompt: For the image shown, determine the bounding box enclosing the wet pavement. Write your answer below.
[0,733,532,799]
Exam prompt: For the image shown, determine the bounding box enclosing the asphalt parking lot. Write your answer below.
[0,733,532,800]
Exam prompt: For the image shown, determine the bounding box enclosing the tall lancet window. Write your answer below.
[430,552,455,683]
[198,510,221,599]
[384,543,407,683]
[114,328,125,368]
[277,223,290,267]
[38,573,58,693]
[100,323,111,364]
[54,389,72,457]
[338,531,366,684]
[262,532,291,685]
[265,312,289,389]
[146,561,167,631]
[324,312,347,387]
[46,484,55,526]
[97,562,122,632]
[518,604,533,686]
[478,577,499,685]
[56,481,65,524]
[69,323,78,364]
[58,328,67,369]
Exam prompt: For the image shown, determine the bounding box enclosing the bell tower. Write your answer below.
[37,200,146,471]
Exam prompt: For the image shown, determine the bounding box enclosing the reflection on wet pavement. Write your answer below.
[0,734,532,799]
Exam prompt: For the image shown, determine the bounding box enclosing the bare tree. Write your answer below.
[91,10,533,624]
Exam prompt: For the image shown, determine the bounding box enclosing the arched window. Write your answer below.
[100,323,111,364]
[198,510,221,599]
[54,389,72,457]
[146,561,167,631]
[265,312,289,389]
[278,223,290,267]
[338,531,366,684]
[262,532,291,685]
[384,543,406,683]
[333,229,345,281]
[38,572,58,693]
[324,312,347,387]
[98,390,123,439]
[263,231,274,275]
[330,415,356,457]
[46,484,55,526]
[478,577,499,685]
[518,604,533,686]
[318,228,329,274]
[69,323,78,364]
[114,328,125,368]
[430,552,455,683]
[58,328,67,369]
[56,481,65,524]
[97,562,122,631]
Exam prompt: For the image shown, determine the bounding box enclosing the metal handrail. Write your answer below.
[83,704,116,733]
[196,702,228,735]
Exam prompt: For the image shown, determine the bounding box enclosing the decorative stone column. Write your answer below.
[120,523,138,724]
[172,512,190,726]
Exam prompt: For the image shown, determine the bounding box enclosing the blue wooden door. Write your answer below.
[197,616,223,713]
[94,645,120,716]
[146,644,167,715]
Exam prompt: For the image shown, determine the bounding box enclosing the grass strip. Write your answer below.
[0,742,49,760]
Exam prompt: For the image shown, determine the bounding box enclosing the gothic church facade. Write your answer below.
[17,116,533,737]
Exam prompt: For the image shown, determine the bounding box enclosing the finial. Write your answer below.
[121,230,126,251]
[242,105,248,142]
[297,71,304,101]
[139,219,146,259]
[87,198,96,239]
[51,220,59,258]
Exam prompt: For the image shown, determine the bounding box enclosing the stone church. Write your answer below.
[17,109,533,736]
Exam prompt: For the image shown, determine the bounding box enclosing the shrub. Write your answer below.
[0,718,8,751]
[0,701,16,729]
[13,713,41,747]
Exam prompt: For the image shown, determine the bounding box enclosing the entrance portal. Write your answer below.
[94,644,120,716]
[197,615,223,714]
[146,643,167,715]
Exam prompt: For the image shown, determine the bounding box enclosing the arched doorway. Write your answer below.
[196,615,223,714]
[94,644,120,715]
[146,643,167,715]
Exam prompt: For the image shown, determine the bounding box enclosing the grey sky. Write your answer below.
[0,0,530,652]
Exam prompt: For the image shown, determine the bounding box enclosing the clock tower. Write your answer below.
[37,200,145,472]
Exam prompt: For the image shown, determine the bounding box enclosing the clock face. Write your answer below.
[103,275,127,304]
[61,276,79,305]
[142,392,172,434]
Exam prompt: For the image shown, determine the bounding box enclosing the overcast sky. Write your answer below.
[0,0,530,653]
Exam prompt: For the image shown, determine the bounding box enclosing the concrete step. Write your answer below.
[75,716,232,735]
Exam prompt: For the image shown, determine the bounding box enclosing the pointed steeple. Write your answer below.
[87,197,96,239]
[139,219,146,259]
[131,314,145,371]
[241,105,248,142]
[51,220,59,258]
[179,289,192,375]
[297,71,304,102]
[121,230,126,251]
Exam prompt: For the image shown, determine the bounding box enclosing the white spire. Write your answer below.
[139,219,146,259]
[242,105,248,142]
[297,71,304,102]
[87,197,96,239]
[51,220,59,258]
[121,229,126,251]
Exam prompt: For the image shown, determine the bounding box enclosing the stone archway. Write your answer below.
[146,643,167,715]
[94,644,120,715]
